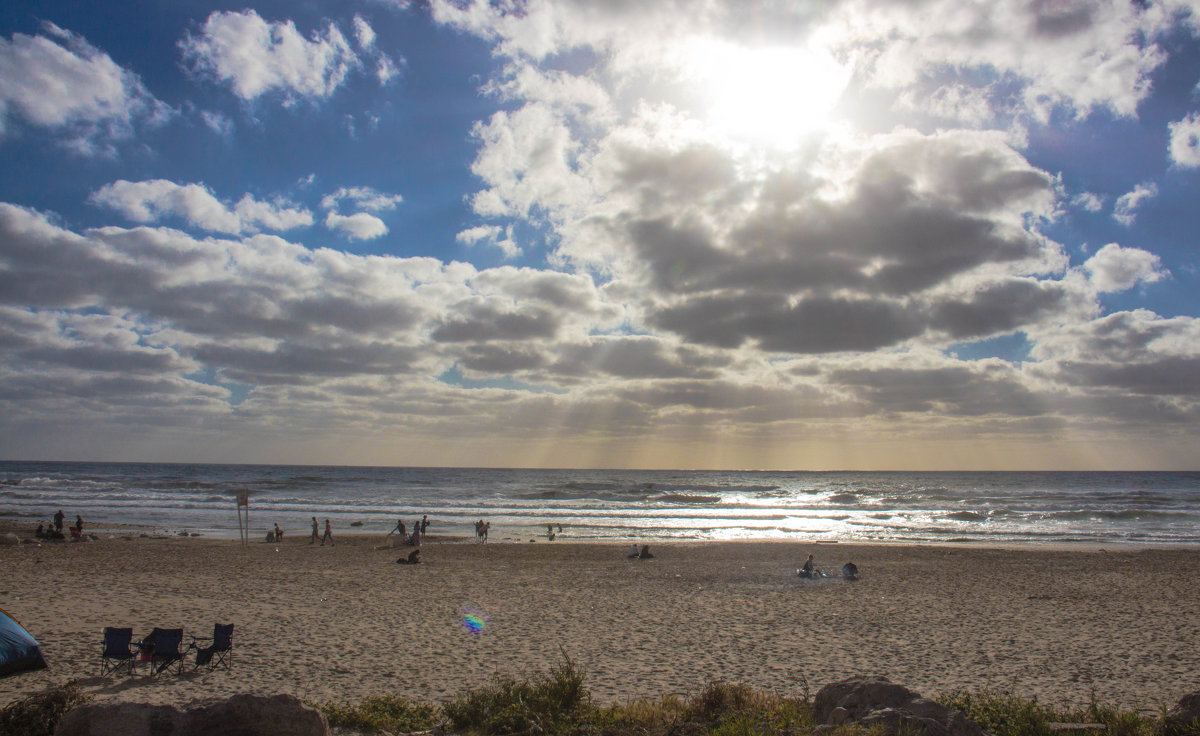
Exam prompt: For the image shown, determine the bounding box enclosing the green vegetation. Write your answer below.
[4,663,1196,736]
[937,689,1194,736]
[0,680,90,736]
[320,657,1198,736]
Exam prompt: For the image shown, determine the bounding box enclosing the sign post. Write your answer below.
[236,492,249,546]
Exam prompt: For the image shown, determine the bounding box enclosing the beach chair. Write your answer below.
[191,623,234,671]
[100,627,137,676]
[144,627,186,675]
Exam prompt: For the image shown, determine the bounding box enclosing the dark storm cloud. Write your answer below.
[831,363,1045,416]
[431,303,560,342]
[455,344,549,374]
[548,336,723,379]
[653,294,923,353]
[930,278,1069,339]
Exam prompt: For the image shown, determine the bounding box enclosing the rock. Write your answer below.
[0,533,20,546]
[56,693,329,736]
[812,676,987,736]
[55,702,186,735]
[1164,691,1200,734]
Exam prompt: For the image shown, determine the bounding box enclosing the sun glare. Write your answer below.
[688,41,850,149]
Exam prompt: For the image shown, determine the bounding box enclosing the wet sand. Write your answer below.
[1,525,1198,712]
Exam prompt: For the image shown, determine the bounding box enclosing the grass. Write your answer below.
[318,657,1198,736]
[0,680,90,736]
[5,663,1196,736]
[936,689,1198,736]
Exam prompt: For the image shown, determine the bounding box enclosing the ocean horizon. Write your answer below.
[3,460,1199,546]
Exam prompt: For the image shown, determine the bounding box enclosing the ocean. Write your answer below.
[1,461,1198,545]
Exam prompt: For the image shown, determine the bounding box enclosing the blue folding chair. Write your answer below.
[143,627,185,675]
[99,627,137,676]
[192,623,234,671]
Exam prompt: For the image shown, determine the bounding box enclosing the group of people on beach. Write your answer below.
[798,553,859,580]
[35,510,83,540]
[386,515,430,546]
[474,519,491,543]
[309,517,334,545]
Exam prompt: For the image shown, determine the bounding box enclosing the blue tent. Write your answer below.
[0,608,47,678]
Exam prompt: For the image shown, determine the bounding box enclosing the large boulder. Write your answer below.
[55,702,185,735]
[812,676,987,736]
[55,693,328,736]
[1164,691,1200,734]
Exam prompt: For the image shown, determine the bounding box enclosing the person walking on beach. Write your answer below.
[75,515,83,534]
[321,518,334,546]
[53,509,65,534]
[310,517,319,544]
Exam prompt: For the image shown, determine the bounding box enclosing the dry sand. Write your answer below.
[2,525,1199,714]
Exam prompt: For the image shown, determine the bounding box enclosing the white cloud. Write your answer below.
[1071,191,1104,212]
[0,22,170,152]
[377,55,400,85]
[326,211,388,239]
[1113,181,1158,226]
[457,224,521,258]
[1168,112,1200,167]
[200,110,233,136]
[353,15,377,49]
[457,225,502,245]
[1083,243,1168,293]
[181,10,362,103]
[320,186,404,212]
[91,179,312,234]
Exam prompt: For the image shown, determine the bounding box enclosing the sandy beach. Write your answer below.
[2,525,1198,714]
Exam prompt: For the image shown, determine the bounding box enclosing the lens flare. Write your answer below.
[462,605,490,634]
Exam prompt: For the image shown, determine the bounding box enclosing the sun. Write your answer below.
[687,40,851,149]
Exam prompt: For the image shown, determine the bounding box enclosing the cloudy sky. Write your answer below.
[2,0,1200,470]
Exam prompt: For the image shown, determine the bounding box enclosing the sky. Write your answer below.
[2,0,1200,470]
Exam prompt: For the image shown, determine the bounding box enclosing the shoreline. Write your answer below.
[3,529,1199,713]
[5,518,1197,551]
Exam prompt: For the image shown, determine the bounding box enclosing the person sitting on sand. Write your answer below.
[638,545,654,559]
[799,554,816,578]
[35,523,45,539]
[842,561,859,580]
[627,544,639,558]
[397,548,421,564]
